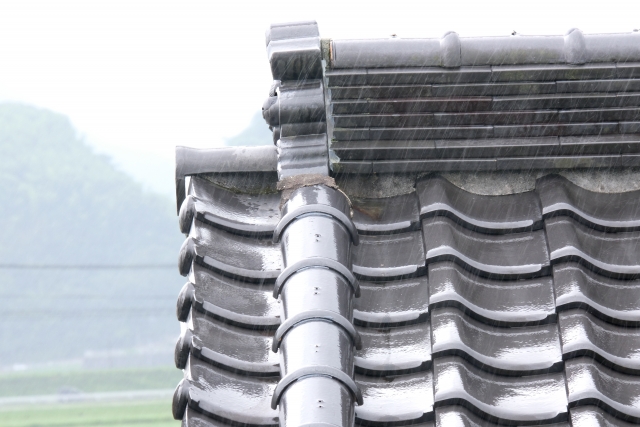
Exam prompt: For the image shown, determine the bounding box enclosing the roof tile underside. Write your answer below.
[173,172,640,426]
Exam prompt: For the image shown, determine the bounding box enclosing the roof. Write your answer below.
[172,21,640,427]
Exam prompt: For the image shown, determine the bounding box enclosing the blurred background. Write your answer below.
[0,0,638,426]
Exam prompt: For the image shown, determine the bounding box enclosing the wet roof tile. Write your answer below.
[176,358,279,426]
[352,231,426,279]
[179,176,280,237]
[183,221,282,281]
[178,310,279,376]
[545,216,640,278]
[553,263,640,324]
[417,176,542,233]
[355,370,434,424]
[354,276,429,326]
[422,217,550,278]
[565,357,640,422]
[537,174,640,231]
[570,405,638,427]
[433,356,568,423]
[355,322,431,373]
[559,309,640,373]
[428,262,556,325]
[351,192,420,234]
[431,307,562,374]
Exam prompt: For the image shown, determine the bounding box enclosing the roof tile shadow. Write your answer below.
[355,322,431,375]
[353,231,426,280]
[433,356,568,424]
[536,174,640,232]
[566,357,640,423]
[423,217,550,279]
[559,309,640,374]
[431,307,562,375]
[354,276,429,326]
[417,176,542,234]
[553,263,640,325]
[545,216,640,279]
[428,262,556,325]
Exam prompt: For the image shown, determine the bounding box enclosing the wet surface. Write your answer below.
[355,370,434,424]
[433,356,568,423]
[422,217,550,278]
[537,174,640,231]
[428,262,555,324]
[417,175,542,233]
[546,216,640,278]
[351,192,420,234]
[553,263,640,324]
[180,176,280,236]
[354,276,429,325]
[431,307,562,373]
[179,358,279,426]
[353,231,426,279]
[559,309,640,372]
[355,322,431,373]
[565,357,640,421]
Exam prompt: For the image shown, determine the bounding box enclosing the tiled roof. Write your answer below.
[174,173,640,426]
[172,20,640,427]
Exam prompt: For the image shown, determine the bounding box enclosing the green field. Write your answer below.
[0,367,182,398]
[0,399,179,427]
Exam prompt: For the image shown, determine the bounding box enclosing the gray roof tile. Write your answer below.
[570,405,638,427]
[355,321,431,373]
[354,276,429,326]
[417,176,542,233]
[179,176,279,237]
[351,192,420,234]
[553,263,640,324]
[182,221,282,281]
[174,358,279,426]
[565,357,640,422]
[355,371,434,424]
[428,262,556,325]
[177,310,279,375]
[422,217,550,278]
[433,356,568,423]
[545,216,640,277]
[431,307,562,373]
[559,309,640,372]
[352,231,426,279]
[537,174,640,231]
[435,406,569,427]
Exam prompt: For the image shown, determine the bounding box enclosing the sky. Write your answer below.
[1,0,639,195]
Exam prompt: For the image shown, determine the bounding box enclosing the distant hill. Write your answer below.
[224,111,273,146]
[0,103,184,367]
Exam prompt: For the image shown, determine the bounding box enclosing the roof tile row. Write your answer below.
[175,172,640,426]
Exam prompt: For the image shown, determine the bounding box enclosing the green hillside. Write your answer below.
[0,103,183,367]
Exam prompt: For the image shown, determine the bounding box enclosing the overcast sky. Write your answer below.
[1,0,638,194]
